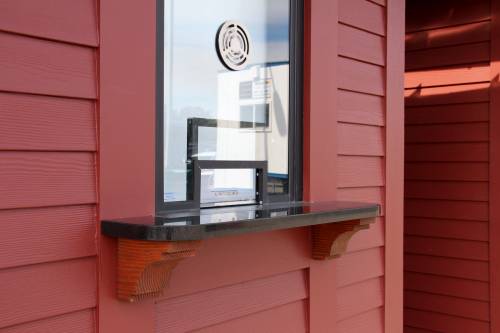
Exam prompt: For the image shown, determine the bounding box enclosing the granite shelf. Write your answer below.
[101,201,380,302]
[101,200,380,241]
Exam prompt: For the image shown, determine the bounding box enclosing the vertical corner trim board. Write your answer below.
[305,0,339,331]
[386,0,405,332]
[98,0,157,332]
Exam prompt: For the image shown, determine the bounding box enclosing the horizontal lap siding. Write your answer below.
[192,301,308,333]
[406,0,490,32]
[406,42,490,71]
[336,0,387,331]
[405,82,490,106]
[405,308,489,333]
[405,290,490,321]
[153,1,391,331]
[155,270,308,333]
[337,277,385,321]
[0,258,96,328]
[338,24,386,66]
[0,0,98,46]
[406,123,489,143]
[405,218,488,242]
[404,1,491,331]
[405,180,488,201]
[405,272,490,302]
[0,152,97,209]
[153,229,311,330]
[339,0,386,36]
[405,64,490,89]
[338,307,384,333]
[0,309,95,333]
[406,21,490,51]
[338,89,385,126]
[405,254,489,282]
[336,248,385,287]
[0,32,96,99]
[161,228,310,299]
[0,205,96,269]
[0,2,98,331]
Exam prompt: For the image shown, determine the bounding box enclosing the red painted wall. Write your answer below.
[334,0,388,331]
[0,0,99,331]
[404,0,497,331]
[151,0,404,332]
[0,0,404,332]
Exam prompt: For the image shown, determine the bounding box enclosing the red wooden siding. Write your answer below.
[98,0,404,332]
[192,301,308,333]
[0,32,97,99]
[0,1,98,332]
[0,310,95,333]
[0,0,407,332]
[0,93,96,151]
[336,0,393,332]
[404,0,493,331]
[150,232,311,332]
[161,228,310,299]
[155,270,308,332]
[489,1,500,332]
[0,0,98,46]
[149,0,390,331]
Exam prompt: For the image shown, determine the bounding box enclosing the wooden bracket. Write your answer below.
[115,218,374,301]
[311,219,374,260]
[117,238,201,302]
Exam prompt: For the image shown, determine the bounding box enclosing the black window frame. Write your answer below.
[155,0,304,213]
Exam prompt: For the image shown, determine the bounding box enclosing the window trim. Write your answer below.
[155,0,304,213]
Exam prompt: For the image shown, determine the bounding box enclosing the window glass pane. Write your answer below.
[163,0,290,203]
[200,168,257,207]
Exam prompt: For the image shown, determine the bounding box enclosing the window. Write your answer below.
[157,0,303,211]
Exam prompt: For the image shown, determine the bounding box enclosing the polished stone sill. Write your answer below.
[101,200,380,241]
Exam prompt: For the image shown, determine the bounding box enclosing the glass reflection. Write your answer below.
[200,168,257,207]
[163,0,291,203]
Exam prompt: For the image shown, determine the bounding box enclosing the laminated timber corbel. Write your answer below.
[117,238,201,302]
[311,219,374,260]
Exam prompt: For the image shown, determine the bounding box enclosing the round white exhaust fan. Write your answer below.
[216,21,251,71]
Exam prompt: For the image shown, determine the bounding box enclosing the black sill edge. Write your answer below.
[101,201,380,242]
